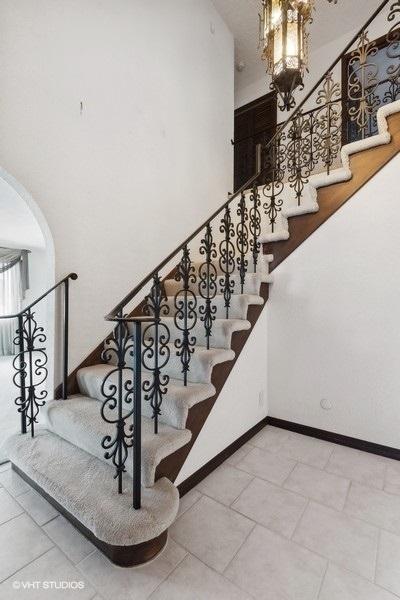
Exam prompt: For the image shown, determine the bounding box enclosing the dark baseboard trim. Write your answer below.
[177,417,268,497]
[267,416,400,461]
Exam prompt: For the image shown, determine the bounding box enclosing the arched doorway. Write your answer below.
[0,168,55,463]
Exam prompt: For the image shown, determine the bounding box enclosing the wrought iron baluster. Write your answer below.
[348,30,380,139]
[62,277,70,400]
[386,0,400,102]
[12,309,47,438]
[142,274,170,434]
[219,206,235,319]
[198,223,217,349]
[315,72,342,175]
[305,110,318,174]
[16,314,27,434]
[383,76,400,103]
[249,183,261,274]
[27,309,34,436]
[174,245,197,386]
[101,313,134,494]
[287,111,311,206]
[263,131,285,231]
[236,192,249,294]
[133,320,142,510]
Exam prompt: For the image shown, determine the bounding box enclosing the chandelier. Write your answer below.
[259,0,314,111]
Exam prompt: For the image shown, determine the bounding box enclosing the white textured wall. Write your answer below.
[176,306,268,484]
[268,154,400,448]
[0,0,234,371]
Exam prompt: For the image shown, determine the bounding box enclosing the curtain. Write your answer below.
[0,248,30,297]
[0,264,23,356]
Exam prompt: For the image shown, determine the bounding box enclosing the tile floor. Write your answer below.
[0,426,400,599]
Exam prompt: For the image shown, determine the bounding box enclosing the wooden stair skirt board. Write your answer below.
[12,464,168,567]
[264,112,400,271]
[267,417,400,462]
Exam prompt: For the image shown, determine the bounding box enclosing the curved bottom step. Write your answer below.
[4,430,179,567]
[13,464,168,567]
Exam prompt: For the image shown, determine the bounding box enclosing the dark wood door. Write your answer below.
[234,92,277,191]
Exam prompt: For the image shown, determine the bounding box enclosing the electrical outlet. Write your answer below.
[320,398,332,411]
[258,390,265,408]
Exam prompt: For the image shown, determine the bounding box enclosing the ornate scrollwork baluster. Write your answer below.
[385,0,400,103]
[101,315,134,493]
[198,223,217,349]
[219,206,235,319]
[174,245,197,386]
[263,131,286,230]
[315,72,342,175]
[304,110,318,175]
[249,183,261,274]
[287,112,311,206]
[142,274,170,434]
[348,30,380,139]
[13,309,48,437]
[236,192,249,294]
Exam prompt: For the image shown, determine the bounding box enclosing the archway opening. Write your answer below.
[0,169,54,463]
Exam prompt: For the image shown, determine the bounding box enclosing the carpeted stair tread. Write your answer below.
[147,317,252,350]
[163,294,264,320]
[103,341,236,384]
[164,272,263,296]
[5,430,178,546]
[191,253,272,278]
[44,396,191,487]
[151,343,235,384]
[77,364,216,429]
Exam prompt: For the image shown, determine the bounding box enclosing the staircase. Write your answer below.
[2,0,400,567]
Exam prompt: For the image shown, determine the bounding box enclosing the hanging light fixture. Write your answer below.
[259,0,338,111]
[260,0,313,111]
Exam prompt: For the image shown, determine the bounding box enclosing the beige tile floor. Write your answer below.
[0,426,400,599]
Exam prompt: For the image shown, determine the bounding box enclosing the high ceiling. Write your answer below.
[212,0,379,90]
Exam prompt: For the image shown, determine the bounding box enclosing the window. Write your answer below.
[0,249,29,356]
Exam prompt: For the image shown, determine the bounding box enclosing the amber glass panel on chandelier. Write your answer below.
[260,0,312,111]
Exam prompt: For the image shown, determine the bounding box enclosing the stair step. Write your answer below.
[143,317,251,350]
[145,344,235,384]
[163,294,264,320]
[164,272,263,297]
[43,396,191,487]
[103,341,235,384]
[4,430,178,549]
[191,252,272,279]
[77,364,216,429]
